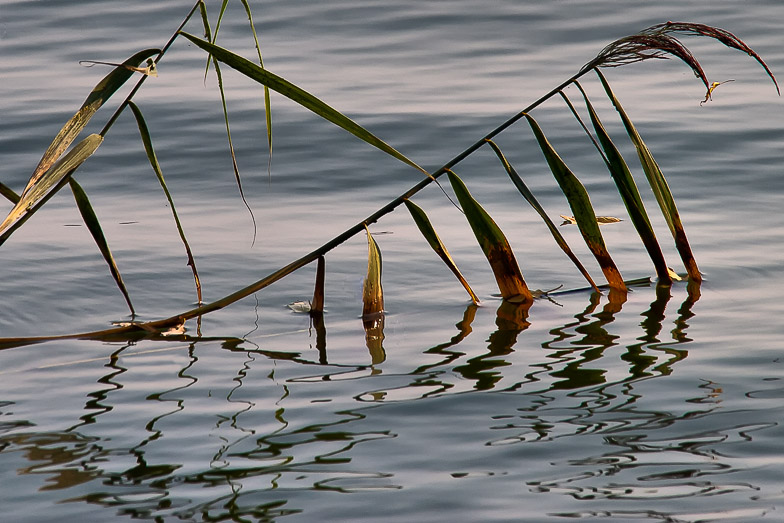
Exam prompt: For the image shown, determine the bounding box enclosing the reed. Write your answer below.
[0,2,778,343]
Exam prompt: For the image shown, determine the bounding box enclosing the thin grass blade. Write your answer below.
[68,177,135,315]
[201,0,228,80]
[446,170,533,303]
[23,48,159,196]
[573,82,671,283]
[404,199,480,304]
[524,113,626,292]
[596,69,701,281]
[239,0,273,171]
[0,134,103,244]
[128,102,202,304]
[485,139,600,292]
[362,225,384,317]
[179,33,428,176]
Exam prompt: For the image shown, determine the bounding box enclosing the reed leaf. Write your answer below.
[179,33,428,176]
[362,225,384,317]
[68,177,135,315]
[0,134,103,245]
[128,102,202,304]
[446,170,533,303]
[238,0,273,170]
[572,82,671,283]
[311,255,325,313]
[595,69,701,281]
[485,139,599,292]
[23,48,159,196]
[404,199,480,304]
[523,114,626,292]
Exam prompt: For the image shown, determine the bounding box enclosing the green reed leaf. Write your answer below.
[179,32,427,176]
[573,82,671,283]
[128,102,202,304]
[524,113,627,292]
[238,0,273,171]
[404,199,480,304]
[485,139,600,292]
[362,225,384,317]
[68,177,135,315]
[595,69,701,281]
[0,133,103,245]
[446,170,533,303]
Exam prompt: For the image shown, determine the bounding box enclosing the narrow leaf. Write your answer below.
[0,182,20,204]
[128,102,202,304]
[574,82,671,283]
[0,134,103,244]
[404,199,480,304]
[446,170,533,304]
[68,177,135,315]
[596,69,701,281]
[362,225,384,317]
[524,113,627,292]
[179,33,427,176]
[24,48,159,195]
[485,139,599,292]
[239,0,273,171]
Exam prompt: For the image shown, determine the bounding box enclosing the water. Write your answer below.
[1,1,783,521]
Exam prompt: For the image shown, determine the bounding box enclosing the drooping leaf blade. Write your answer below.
[446,170,533,303]
[485,139,600,292]
[524,113,627,292]
[0,134,104,245]
[179,32,427,176]
[404,199,480,304]
[573,82,671,283]
[68,177,135,315]
[362,225,384,317]
[596,69,701,281]
[23,48,159,196]
[128,102,202,304]
[239,0,273,169]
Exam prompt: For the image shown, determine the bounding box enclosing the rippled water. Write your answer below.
[2,1,784,521]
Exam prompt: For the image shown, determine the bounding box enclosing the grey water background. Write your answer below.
[1,1,784,521]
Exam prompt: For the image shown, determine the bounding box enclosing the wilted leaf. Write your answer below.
[560,215,622,226]
[0,134,104,245]
[447,170,533,304]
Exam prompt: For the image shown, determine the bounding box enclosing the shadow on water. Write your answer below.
[3,281,768,521]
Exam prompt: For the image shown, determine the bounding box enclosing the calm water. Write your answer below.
[2,1,784,521]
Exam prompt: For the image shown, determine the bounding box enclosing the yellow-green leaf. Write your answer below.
[447,170,533,304]
[596,69,700,281]
[24,48,159,195]
[362,225,384,317]
[524,113,626,292]
[404,199,479,304]
[0,134,104,245]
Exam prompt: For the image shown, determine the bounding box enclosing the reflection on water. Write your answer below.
[4,283,763,521]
